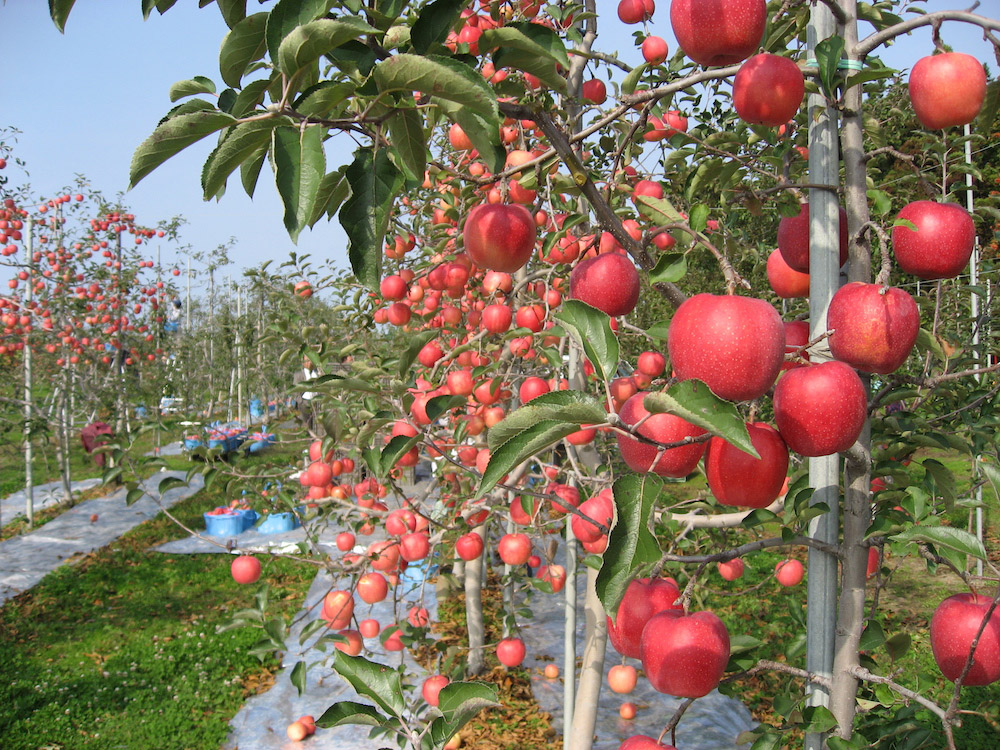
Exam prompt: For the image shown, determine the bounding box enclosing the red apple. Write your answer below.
[358,572,389,604]
[399,532,430,562]
[772,360,868,457]
[616,392,707,477]
[640,609,730,697]
[607,577,683,659]
[619,702,637,720]
[463,203,537,272]
[782,320,811,371]
[582,78,607,104]
[569,252,641,317]
[667,293,785,402]
[482,303,513,333]
[642,35,669,65]
[498,533,532,565]
[618,0,655,24]
[767,248,810,298]
[571,489,615,543]
[670,0,766,67]
[422,674,450,706]
[359,618,380,638]
[608,663,639,694]
[231,555,261,584]
[775,558,804,587]
[930,593,1000,685]
[620,736,677,750]
[777,203,849,273]
[909,52,987,130]
[733,54,805,127]
[637,350,666,377]
[496,637,527,667]
[827,282,920,374]
[538,564,567,593]
[717,558,745,581]
[519,376,550,403]
[705,422,789,508]
[892,201,975,280]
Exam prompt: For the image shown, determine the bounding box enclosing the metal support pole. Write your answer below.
[805,5,841,747]
[964,123,984,578]
[23,217,35,526]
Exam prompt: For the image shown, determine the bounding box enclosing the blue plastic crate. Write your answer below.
[234,508,258,531]
[184,438,203,451]
[204,511,244,537]
[257,511,299,534]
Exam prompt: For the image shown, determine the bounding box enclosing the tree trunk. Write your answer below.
[465,523,487,676]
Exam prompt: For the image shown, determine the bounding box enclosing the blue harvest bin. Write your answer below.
[204,511,244,537]
[257,511,299,534]
[234,508,258,531]
[184,437,203,451]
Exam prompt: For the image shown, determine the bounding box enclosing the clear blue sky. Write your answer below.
[3,1,995,287]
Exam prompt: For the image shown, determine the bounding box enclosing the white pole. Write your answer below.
[964,123,983,578]
[805,6,840,746]
[23,217,35,526]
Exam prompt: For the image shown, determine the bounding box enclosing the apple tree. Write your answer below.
[46,1,1000,749]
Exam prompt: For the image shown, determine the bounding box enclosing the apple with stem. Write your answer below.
[733,53,805,127]
[827,282,920,375]
[892,200,976,280]
[640,609,731,697]
[616,392,707,478]
[717,558,745,581]
[463,203,537,272]
[930,592,1000,685]
[231,555,261,584]
[496,637,527,667]
[607,576,683,659]
[670,0,766,67]
[569,252,641,317]
[705,422,789,508]
[773,360,868,457]
[908,52,987,130]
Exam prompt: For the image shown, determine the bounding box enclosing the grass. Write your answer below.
[0,474,317,750]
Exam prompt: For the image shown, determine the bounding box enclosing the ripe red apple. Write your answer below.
[422,674,450,706]
[498,533,532,565]
[642,35,669,65]
[463,203,537,272]
[607,576,683,659]
[618,0,654,24]
[775,558,804,587]
[357,572,389,604]
[667,293,785,402]
[773,360,868,457]
[670,0,766,67]
[543,663,560,679]
[705,422,789,508]
[930,592,1000,685]
[733,54,805,127]
[582,78,607,104]
[620,736,677,750]
[909,52,987,130]
[569,252,641,317]
[538,564,567,593]
[640,609,730,697]
[637,350,665,377]
[496,637,527,667]
[717,558,745,581]
[571,490,614,543]
[827,282,920,374]
[231,555,261,584]
[519,376,550,403]
[399,532,430,562]
[482,303,513,333]
[616,392,707,477]
[619,702,637,720]
[359,618,380,638]
[782,320,811,371]
[777,203,849,273]
[892,200,975,280]
[608,663,638,694]
[766,248,810,299]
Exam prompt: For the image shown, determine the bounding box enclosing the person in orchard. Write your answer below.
[293,357,319,436]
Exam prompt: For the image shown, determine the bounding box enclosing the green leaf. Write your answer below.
[981,459,1000,502]
[226,77,271,118]
[264,0,331,65]
[273,124,326,242]
[169,76,217,102]
[216,0,247,29]
[867,189,893,217]
[331,651,406,717]
[316,700,388,729]
[890,525,987,562]
[241,144,268,198]
[885,632,911,662]
[219,12,268,88]
[381,433,421,474]
[844,67,896,91]
[155,476,187,495]
[621,63,647,96]
[125,487,146,506]
[433,98,505,173]
[649,252,686,285]
[340,147,404,291]
[387,107,428,182]
[412,0,465,55]
[689,204,710,233]
[277,17,379,76]
[555,300,619,384]
[642,381,758,458]
[398,329,440,379]
[374,54,497,118]
[815,35,846,98]
[597,473,662,622]
[426,394,467,423]
[481,22,569,68]
[645,320,671,340]
[429,681,501,747]
[859,620,886,651]
[802,705,839,734]
[635,194,686,226]
[202,119,279,199]
[290,660,307,696]
[487,390,606,451]
[130,108,237,189]
[476,420,580,499]
[921,458,957,506]
[309,167,350,227]
[49,0,76,33]
[294,81,355,118]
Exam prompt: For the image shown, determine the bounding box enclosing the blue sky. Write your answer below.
[3,1,995,288]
